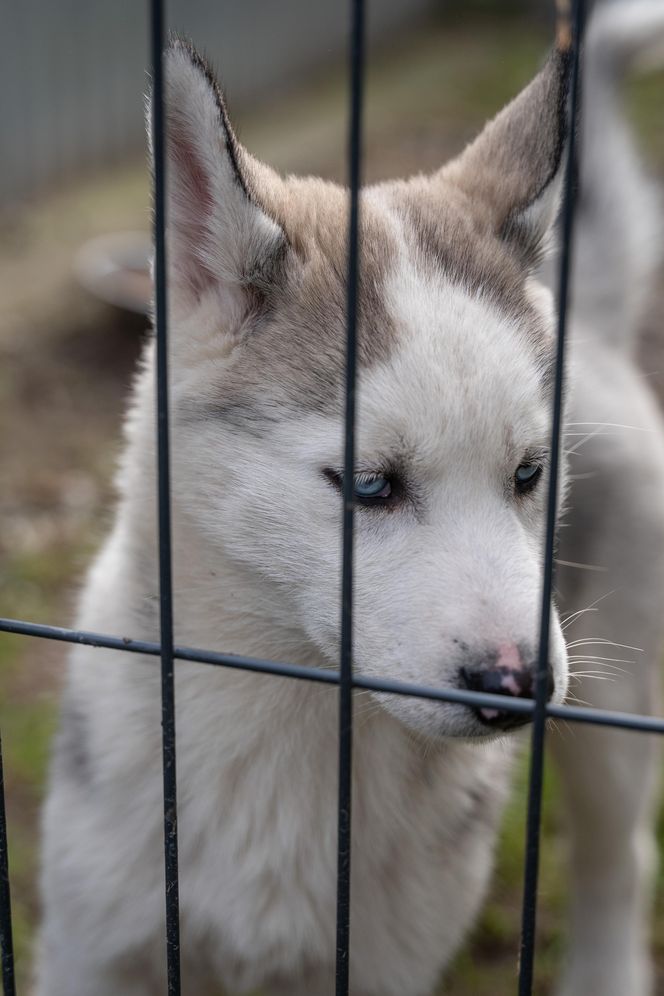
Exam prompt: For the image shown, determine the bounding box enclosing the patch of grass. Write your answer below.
[629,69,664,173]
[0,544,88,988]
[0,649,57,986]
[2,702,56,978]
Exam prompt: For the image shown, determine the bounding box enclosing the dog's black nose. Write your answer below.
[460,648,554,731]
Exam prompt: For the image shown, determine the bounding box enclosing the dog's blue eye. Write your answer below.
[515,463,542,493]
[323,468,398,506]
[354,474,392,500]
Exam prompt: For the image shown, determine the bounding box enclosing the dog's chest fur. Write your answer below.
[67,654,509,995]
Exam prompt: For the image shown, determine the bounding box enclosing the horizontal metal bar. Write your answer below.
[0,616,339,685]
[355,675,664,734]
[2,615,664,734]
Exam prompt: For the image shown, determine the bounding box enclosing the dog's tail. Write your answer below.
[558,0,664,351]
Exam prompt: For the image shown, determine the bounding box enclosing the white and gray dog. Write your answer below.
[36,3,664,994]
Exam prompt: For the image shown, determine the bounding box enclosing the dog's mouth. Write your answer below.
[356,652,564,740]
[468,704,532,732]
[364,688,537,743]
[458,658,556,733]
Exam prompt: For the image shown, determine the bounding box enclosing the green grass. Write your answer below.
[0,543,93,984]
[629,69,664,174]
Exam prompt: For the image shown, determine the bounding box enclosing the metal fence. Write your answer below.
[4,0,664,994]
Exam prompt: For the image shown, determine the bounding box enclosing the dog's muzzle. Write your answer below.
[459,641,554,731]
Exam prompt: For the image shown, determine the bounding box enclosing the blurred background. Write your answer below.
[1,1,663,992]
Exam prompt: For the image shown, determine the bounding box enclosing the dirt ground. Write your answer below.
[1,11,663,994]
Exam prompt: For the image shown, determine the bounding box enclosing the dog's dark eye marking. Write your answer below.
[514,462,543,495]
[323,469,403,509]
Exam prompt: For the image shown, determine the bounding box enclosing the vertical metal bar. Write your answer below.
[518,1,584,992]
[335,1,365,994]
[0,730,15,996]
[150,1,181,993]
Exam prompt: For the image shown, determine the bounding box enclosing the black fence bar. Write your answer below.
[150,0,181,992]
[0,729,15,996]
[4,616,664,736]
[518,1,585,992]
[335,1,366,993]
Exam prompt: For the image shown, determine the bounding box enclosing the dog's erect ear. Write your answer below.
[148,39,287,312]
[440,49,571,268]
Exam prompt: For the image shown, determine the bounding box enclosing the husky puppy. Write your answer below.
[36,4,664,995]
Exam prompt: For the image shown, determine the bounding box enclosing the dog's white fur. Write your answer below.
[36,4,664,994]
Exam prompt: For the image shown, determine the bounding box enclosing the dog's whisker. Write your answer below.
[562,430,611,437]
[567,656,631,667]
[564,426,607,455]
[566,638,643,653]
[546,718,563,738]
[562,422,650,456]
[568,662,628,677]
[567,672,615,683]
[561,590,618,631]
[563,421,649,431]
[556,558,607,572]
[567,655,634,664]
[564,691,598,708]
[547,718,575,742]
[567,665,618,676]
[562,607,598,630]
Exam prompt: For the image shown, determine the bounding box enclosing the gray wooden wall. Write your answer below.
[1,0,435,207]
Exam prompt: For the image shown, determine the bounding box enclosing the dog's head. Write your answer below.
[151,39,570,739]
